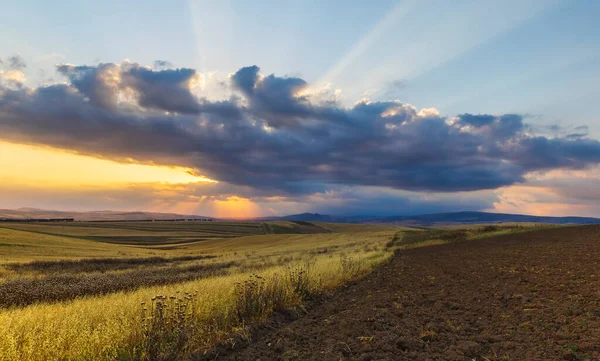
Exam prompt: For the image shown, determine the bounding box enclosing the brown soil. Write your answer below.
[215,225,600,361]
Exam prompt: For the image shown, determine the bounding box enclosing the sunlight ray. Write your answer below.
[332,0,561,103]
[315,0,417,88]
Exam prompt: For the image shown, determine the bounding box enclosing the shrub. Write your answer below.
[286,259,316,300]
[438,230,468,241]
[479,225,499,233]
[138,292,199,361]
[233,273,290,322]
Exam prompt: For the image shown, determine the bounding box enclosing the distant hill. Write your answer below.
[0,208,213,222]
[267,211,600,226]
[1,208,599,226]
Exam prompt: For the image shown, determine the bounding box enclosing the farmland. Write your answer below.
[220,225,600,361]
[0,220,587,361]
[0,220,400,361]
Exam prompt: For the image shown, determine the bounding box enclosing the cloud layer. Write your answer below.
[1,59,600,202]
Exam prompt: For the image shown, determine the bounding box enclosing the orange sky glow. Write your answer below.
[0,140,260,218]
[1,139,598,218]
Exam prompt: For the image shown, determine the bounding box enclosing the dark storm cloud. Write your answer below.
[121,65,204,114]
[57,63,121,109]
[2,61,600,195]
[457,113,496,127]
[57,62,206,114]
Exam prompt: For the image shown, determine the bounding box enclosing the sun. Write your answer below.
[213,196,260,219]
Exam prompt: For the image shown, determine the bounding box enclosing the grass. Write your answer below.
[0,221,396,361]
[0,220,555,360]
[0,261,235,308]
[391,223,560,251]
[6,255,216,274]
[0,222,267,246]
[0,249,391,361]
[309,222,407,233]
[0,227,157,262]
[0,220,337,246]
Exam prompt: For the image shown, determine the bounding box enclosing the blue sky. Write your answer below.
[1,0,600,217]
[5,0,599,130]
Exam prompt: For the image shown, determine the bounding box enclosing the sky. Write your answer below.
[1,0,600,218]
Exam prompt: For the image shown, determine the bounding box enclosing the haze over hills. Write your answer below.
[263,211,600,226]
[2,208,600,225]
[0,208,212,221]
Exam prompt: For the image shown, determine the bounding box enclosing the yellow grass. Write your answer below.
[170,231,394,255]
[396,238,450,250]
[0,227,156,262]
[312,222,414,233]
[0,224,396,361]
[3,220,541,360]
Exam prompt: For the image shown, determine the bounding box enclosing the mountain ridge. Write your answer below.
[1,208,599,225]
[261,211,600,226]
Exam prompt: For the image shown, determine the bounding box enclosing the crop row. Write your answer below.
[7,255,216,274]
[0,261,234,308]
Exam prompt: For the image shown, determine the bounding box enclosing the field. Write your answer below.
[219,225,600,361]
[0,221,586,361]
[0,220,401,361]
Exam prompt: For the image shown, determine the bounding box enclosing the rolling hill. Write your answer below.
[0,208,212,221]
[266,211,600,226]
[2,208,599,226]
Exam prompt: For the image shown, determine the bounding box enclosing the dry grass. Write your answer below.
[313,222,417,233]
[0,227,156,262]
[0,250,391,361]
[0,222,396,361]
[7,255,216,275]
[0,220,546,360]
[0,261,235,308]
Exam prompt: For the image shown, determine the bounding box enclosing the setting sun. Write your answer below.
[213,196,260,219]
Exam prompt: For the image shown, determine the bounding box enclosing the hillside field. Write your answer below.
[0,221,560,361]
[0,220,404,361]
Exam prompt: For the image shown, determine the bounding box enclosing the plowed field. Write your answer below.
[216,225,600,361]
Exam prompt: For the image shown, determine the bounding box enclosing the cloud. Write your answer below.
[492,167,600,217]
[0,55,27,85]
[6,55,26,70]
[0,70,26,84]
[0,180,498,217]
[153,60,173,69]
[56,63,122,109]
[56,62,208,113]
[1,60,600,199]
[380,79,406,99]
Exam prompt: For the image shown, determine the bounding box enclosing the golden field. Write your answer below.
[0,220,547,360]
[0,221,400,360]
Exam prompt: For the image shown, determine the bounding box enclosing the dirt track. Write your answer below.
[216,225,600,361]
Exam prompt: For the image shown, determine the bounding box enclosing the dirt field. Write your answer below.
[216,225,600,361]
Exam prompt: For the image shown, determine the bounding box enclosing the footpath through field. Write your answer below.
[214,225,600,361]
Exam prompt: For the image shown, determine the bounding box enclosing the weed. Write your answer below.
[233,273,290,322]
[138,291,199,361]
[340,254,364,280]
[286,259,316,300]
